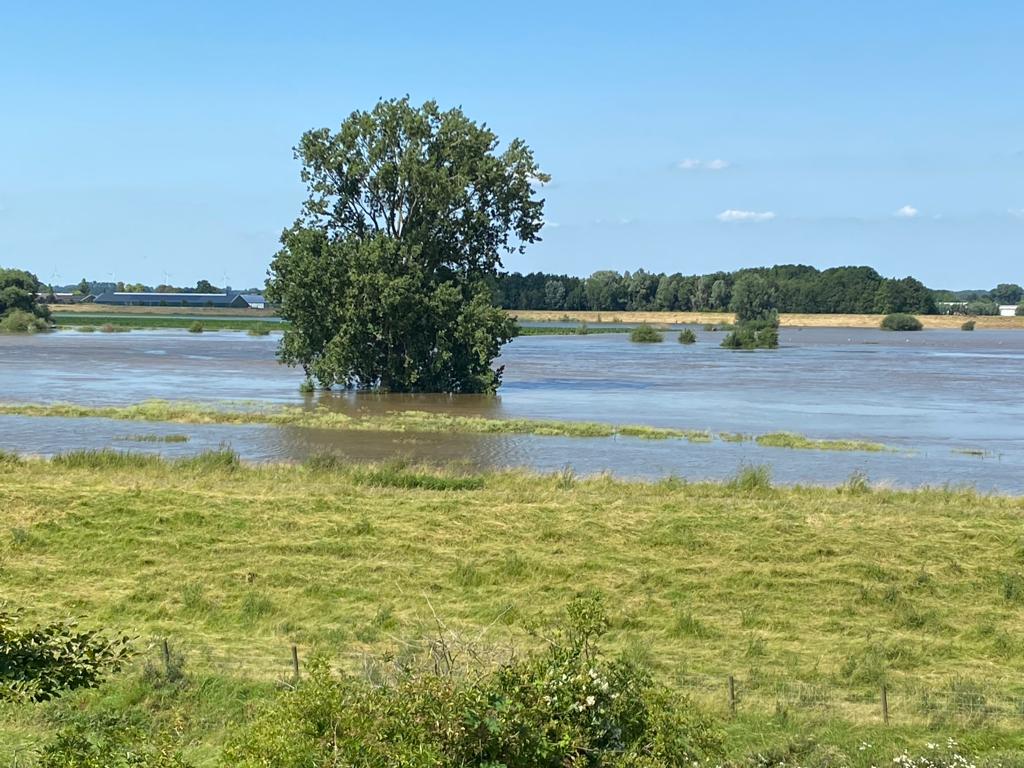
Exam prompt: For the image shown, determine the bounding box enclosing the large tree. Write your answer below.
[267,98,547,393]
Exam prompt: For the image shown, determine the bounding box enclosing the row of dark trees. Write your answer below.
[492,265,939,315]
[65,278,225,295]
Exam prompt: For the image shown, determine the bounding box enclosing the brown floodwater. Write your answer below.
[0,327,1021,492]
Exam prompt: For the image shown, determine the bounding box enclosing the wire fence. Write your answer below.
[144,637,1024,727]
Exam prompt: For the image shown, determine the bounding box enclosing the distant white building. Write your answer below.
[999,305,1019,317]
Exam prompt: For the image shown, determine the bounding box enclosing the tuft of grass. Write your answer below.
[352,463,485,491]
[677,328,697,344]
[50,449,165,470]
[629,323,664,343]
[99,323,130,333]
[961,320,976,331]
[727,464,772,491]
[75,325,97,332]
[247,326,270,336]
[188,321,204,333]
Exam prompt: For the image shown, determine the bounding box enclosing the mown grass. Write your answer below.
[0,400,893,452]
[2,456,1024,764]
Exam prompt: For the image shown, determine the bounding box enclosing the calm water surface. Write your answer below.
[0,328,1021,492]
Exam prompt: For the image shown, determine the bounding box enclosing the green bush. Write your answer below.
[224,597,723,767]
[880,313,923,331]
[1017,303,1024,317]
[188,321,204,333]
[677,328,697,344]
[629,323,663,343]
[37,721,193,768]
[0,608,132,702]
[721,318,779,350]
[0,308,49,333]
[961,320,976,331]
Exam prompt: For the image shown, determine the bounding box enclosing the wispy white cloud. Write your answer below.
[679,158,731,171]
[1009,208,1024,219]
[894,205,919,218]
[716,209,775,223]
[543,219,561,229]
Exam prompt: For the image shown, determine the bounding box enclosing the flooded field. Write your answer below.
[1,327,1021,492]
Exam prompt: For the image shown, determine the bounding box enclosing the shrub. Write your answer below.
[0,308,49,333]
[677,328,697,344]
[721,318,779,350]
[881,313,923,331]
[224,597,724,767]
[188,321,204,333]
[629,323,663,343]
[1017,303,1024,317]
[960,320,976,331]
[0,608,132,702]
[37,720,193,768]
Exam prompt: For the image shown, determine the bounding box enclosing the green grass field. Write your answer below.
[3,453,1024,765]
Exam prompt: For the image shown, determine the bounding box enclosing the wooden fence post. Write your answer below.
[728,675,736,715]
[291,644,300,680]
[881,684,889,725]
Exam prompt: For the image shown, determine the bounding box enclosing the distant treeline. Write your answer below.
[492,265,942,314]
[58,279,263,295]
[493,266,1024,315]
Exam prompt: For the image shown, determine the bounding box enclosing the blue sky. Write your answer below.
[2,1,1021,290]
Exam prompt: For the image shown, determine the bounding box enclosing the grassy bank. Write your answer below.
[0,399,897,452]
[53,313,284,332]
[512,309,1024,330]
[2,455,1024,764]
[54,313,632,335]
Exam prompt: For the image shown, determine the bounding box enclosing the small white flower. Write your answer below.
[585,695,596,707]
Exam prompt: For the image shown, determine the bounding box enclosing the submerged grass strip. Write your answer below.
[755,431,890,452]
[0,400,893,451]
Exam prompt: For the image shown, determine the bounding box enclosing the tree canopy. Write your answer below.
[267,98,547,393]
[493,265,950,316]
